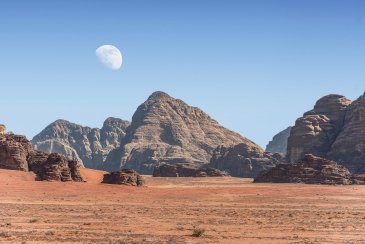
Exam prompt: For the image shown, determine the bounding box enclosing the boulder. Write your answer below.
[102,169,144,186]
[152,163,229,177]
[254,154,356,185]
[28,152,84,182]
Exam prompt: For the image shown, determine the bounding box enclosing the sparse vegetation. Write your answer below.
[192,227,205,237]
[29,218,38,223]
[45,230,55,236]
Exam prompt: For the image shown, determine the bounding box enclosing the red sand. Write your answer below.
[0,168,365,243]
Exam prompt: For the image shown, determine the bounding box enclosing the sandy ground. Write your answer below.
[0,169,365,244]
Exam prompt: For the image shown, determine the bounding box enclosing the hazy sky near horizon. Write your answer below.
[0,0,364,148]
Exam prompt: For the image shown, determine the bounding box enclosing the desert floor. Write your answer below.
[0,169,365,244]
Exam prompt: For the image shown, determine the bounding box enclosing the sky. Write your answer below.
[0,0,364,148]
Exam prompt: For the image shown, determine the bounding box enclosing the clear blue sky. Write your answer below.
[0,0,364,148]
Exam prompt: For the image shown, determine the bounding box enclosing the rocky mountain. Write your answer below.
[286,92,365,173]
[207,143,284,178]
[0,129,83,182]
[254,154,362,185]
[31,117,130,170]
[266,127,292,154]
[105,91,259,174]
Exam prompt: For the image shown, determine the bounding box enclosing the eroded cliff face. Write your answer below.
[31,118,130,170]
[105,91,257,173]
[287,92,365,173]
[328,94,365,172]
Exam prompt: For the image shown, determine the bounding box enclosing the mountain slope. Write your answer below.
[105,91,260,173]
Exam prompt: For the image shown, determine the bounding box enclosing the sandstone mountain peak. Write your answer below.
[147,91,173,101]
[106,92,260,173]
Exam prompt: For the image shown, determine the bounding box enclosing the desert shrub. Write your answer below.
[192,227,205,237]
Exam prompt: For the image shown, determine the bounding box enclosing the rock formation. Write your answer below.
[0,134,33,171]
[266,127,292,155]
[152,163,229,177]
[0,124,6,135]
[286,92,365,173]
[105,91,258,174]
[328,94,365,172]
[0,133,84,182]
[287,94,352,163]
[32,117,130,170]
[208,143,284,178]
[102,169,144,186]
[254,154,362,185]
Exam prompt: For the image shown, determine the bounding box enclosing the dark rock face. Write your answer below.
[0,134,33,171]
[286,92,365,173]
[152,163,229,177]
[31,118,130,170]
[254,154,355,185]
[0,133,84,182]
[208,143,284,178]
[102,169,144,186]
[266,127,292,155]
[29,153,84,182]
[106,91,258,174]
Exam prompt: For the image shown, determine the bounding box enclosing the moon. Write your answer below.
[96,45,122,70]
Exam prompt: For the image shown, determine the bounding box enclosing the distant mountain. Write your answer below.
[266,127,292,155]
[31,118,130,169]
[287,92,365,173]
[105,91,259,173]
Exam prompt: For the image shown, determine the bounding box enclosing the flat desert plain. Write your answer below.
[0,169,365,244]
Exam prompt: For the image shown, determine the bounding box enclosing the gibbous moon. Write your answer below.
[96,45,122,70]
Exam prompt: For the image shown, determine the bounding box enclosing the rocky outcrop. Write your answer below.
[32,117,130,170]
[328,94,365,172]
[0,133,84,182]
[286,92,365,173]
[266,127,292,155]
[0,124,6,135]
[106,91,258,174]
[207,143,284,178]
[152,163,229,177]
[286,94,351,162]
[0,134,33,171]
[102,169,144,186]
[254,154,360,185]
